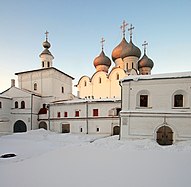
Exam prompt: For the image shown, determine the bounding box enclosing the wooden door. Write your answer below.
[62,124,70,133]
[157,126,173,145]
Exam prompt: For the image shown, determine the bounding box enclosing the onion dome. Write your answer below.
[138,54,154,69]
[39,31,54,58]
[121,40,141,59]
[43,40,51,49]
[111,38,129,61]
[93,50,111,68]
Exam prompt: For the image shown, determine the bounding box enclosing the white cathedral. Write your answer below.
[0,21,191,145]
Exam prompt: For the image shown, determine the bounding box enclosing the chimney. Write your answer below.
[11,79,15,87]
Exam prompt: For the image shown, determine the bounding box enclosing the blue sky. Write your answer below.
[0,0,191,92]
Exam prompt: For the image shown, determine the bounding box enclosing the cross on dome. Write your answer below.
[128,24,135,42]
[120,20,128,38]
[142,41,148,54]
[100,37,105,51]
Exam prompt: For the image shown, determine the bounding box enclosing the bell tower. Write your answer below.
[39,31,54,68]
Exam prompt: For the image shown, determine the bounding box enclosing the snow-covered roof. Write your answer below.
[52,97,121,105]
[121,71,191,82]
[0,95,12,100]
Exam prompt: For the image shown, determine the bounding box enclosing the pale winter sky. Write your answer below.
[0,0,191,92]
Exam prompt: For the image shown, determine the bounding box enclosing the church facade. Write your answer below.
[0,21,190,145]
[120,73,191,145]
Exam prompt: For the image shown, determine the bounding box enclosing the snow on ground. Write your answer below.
[0,129,191,187]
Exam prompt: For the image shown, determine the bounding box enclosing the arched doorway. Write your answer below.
[62,124,70,133]
[113,126,120,135]
[14,120,27,133]
[39,121,47,130]
[156,126,173,146]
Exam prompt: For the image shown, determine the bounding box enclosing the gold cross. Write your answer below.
[45,31,49,41]
[100,37,105,50]
[128,24,134,41]
[142,41,148,54]
[120,20,128,38]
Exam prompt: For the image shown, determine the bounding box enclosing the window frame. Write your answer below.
[93,109,99,117]
[21,101,25,109]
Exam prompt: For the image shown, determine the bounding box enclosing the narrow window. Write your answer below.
[47,61,50,67]
[34,83,37,91]
[57,112,61,118]
[126,63,128,71]
[174,94,183,107]
[80,128,83,132]
[132,62,134,69]
[116,108,121,116]
[61,86,64,93]
[116,73,119,80]
[42,61,44,67]
[84,81,87,87]
[0,102,2,108]
[64,112,68,117]
[93,109,99,117]
[99,77,101,84]
[21,101,25,109]
[97,128,100,132]
[140,95,148,107]
[15,101,18,108]
[75,110,80,117]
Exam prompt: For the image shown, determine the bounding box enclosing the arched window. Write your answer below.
[174,94,183,107]
[21,101,25,109]
[34,83,37,91]
[99,77,101,84]
[84,81,87,87]
[47,61,50,67]
[172,90,188,108]
[61,86,64,93]
[140,95,148,107]
[15,101,18,108]
[136,90,150,108]
[126,63,128,71]
[116,73,119,80]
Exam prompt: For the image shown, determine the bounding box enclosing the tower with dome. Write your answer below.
[77,21,154,99]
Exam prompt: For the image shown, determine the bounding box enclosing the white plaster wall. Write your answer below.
[0,97,12,134]
[120,77,191,140]
[92,72,110,99]
[109,68,126,99]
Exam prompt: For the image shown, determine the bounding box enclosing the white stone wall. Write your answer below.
[39,99,121,135]
[120,75,191,141]
[17,68,73,100]
[77,68,126,99]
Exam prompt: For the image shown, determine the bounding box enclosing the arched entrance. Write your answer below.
[39,121,47,130]
[14,120,27,133]
[156,126,173,146]
[113,126,120,135]
[62,124,70,133]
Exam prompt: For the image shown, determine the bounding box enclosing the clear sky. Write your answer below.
[0,0,191,93]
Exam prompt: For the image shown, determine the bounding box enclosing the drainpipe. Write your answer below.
[119,81,122,140]
[86,101,89,134]
[30,94,34,130]
[47,104,50,131]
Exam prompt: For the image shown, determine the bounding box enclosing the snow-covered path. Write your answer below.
[1,129,191,187]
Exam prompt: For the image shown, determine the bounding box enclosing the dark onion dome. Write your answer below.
[121,40,141,59]
[39,40,54,57]
[111,38,129,61]
[43,40,51,49]
[38,107,47,115]
[138,54,154,69]
[93,50,111,68]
